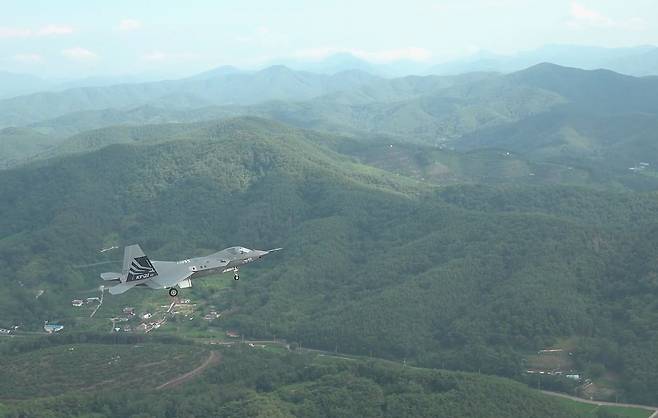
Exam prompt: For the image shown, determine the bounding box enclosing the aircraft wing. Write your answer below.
[147,267,194,289]
[107,272,192,293]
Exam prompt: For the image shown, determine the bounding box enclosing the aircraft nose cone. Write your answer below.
[255,248,282,259]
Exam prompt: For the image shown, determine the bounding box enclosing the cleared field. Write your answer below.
[0,343,209,399]
[526,350,575,371]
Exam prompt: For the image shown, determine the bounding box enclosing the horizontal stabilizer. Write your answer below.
[139,280,164,290]
[108,282,137,295]
[100,272,121,281]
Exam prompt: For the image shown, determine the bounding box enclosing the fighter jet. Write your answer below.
[101,244,281,296]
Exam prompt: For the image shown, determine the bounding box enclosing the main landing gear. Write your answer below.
[168,287,179,297]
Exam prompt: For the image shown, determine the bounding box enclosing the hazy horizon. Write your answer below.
[2,0,658,79]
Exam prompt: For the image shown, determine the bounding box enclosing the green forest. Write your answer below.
[1,117,658,404]
[1,61,658,416]
[0,338,602,418]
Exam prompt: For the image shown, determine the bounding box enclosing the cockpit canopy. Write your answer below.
[227,246,253,256]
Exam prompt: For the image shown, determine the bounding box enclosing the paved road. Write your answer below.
[541,390,658,416]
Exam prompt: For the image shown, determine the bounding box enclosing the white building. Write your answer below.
[44,323,64,333]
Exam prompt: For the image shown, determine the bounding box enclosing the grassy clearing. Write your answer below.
[526,350,574,371]
[0,343,209,400]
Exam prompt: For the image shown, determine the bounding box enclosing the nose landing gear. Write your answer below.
[233,268,240,280]
[168,287,179,297]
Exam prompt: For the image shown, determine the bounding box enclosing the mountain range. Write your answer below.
[265,45,658,77]
[2,43,657,102]
[0,66,381,128]
[2,57,658,408]
[4,62,657,193]
[429,45,658,76]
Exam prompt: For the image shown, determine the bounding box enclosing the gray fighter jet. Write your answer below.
[101,244,281,296]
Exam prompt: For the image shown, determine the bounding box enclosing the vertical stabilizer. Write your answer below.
[121,245,158,283]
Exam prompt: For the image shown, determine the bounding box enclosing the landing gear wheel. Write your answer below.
[233,274,240,281]
[169,287,178,297]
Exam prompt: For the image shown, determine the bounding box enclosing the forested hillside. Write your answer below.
[0,127,66,169]
[1,116,658,404]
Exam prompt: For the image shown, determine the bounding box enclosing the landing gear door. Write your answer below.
[179,278,192,289]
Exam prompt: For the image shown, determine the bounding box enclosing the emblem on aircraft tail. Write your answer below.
[127,256,158,281]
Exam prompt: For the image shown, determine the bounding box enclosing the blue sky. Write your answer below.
[1,0,657,78]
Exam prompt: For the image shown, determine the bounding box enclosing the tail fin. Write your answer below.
[122,244,158,283]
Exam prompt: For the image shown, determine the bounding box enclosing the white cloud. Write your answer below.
[143,51,167,61]
[13,53,43,63]
[62,47,98,61]
[430,0,522,13]
[569,2,613,26]
[118,19,142,31]
[235,26,270,42]
[141,50,198,62]
[567,2,645,30]
[0,27,32,38]
[234,26,287,46]
[36,25,74,36]
[0,25,74,38]
[294,47,432,63]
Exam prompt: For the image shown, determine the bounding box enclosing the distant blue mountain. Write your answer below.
[267,52,429,77]
[429,45,658,76]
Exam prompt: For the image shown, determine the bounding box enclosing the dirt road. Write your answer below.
[156,351,221,390]
[541,390,658,416]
